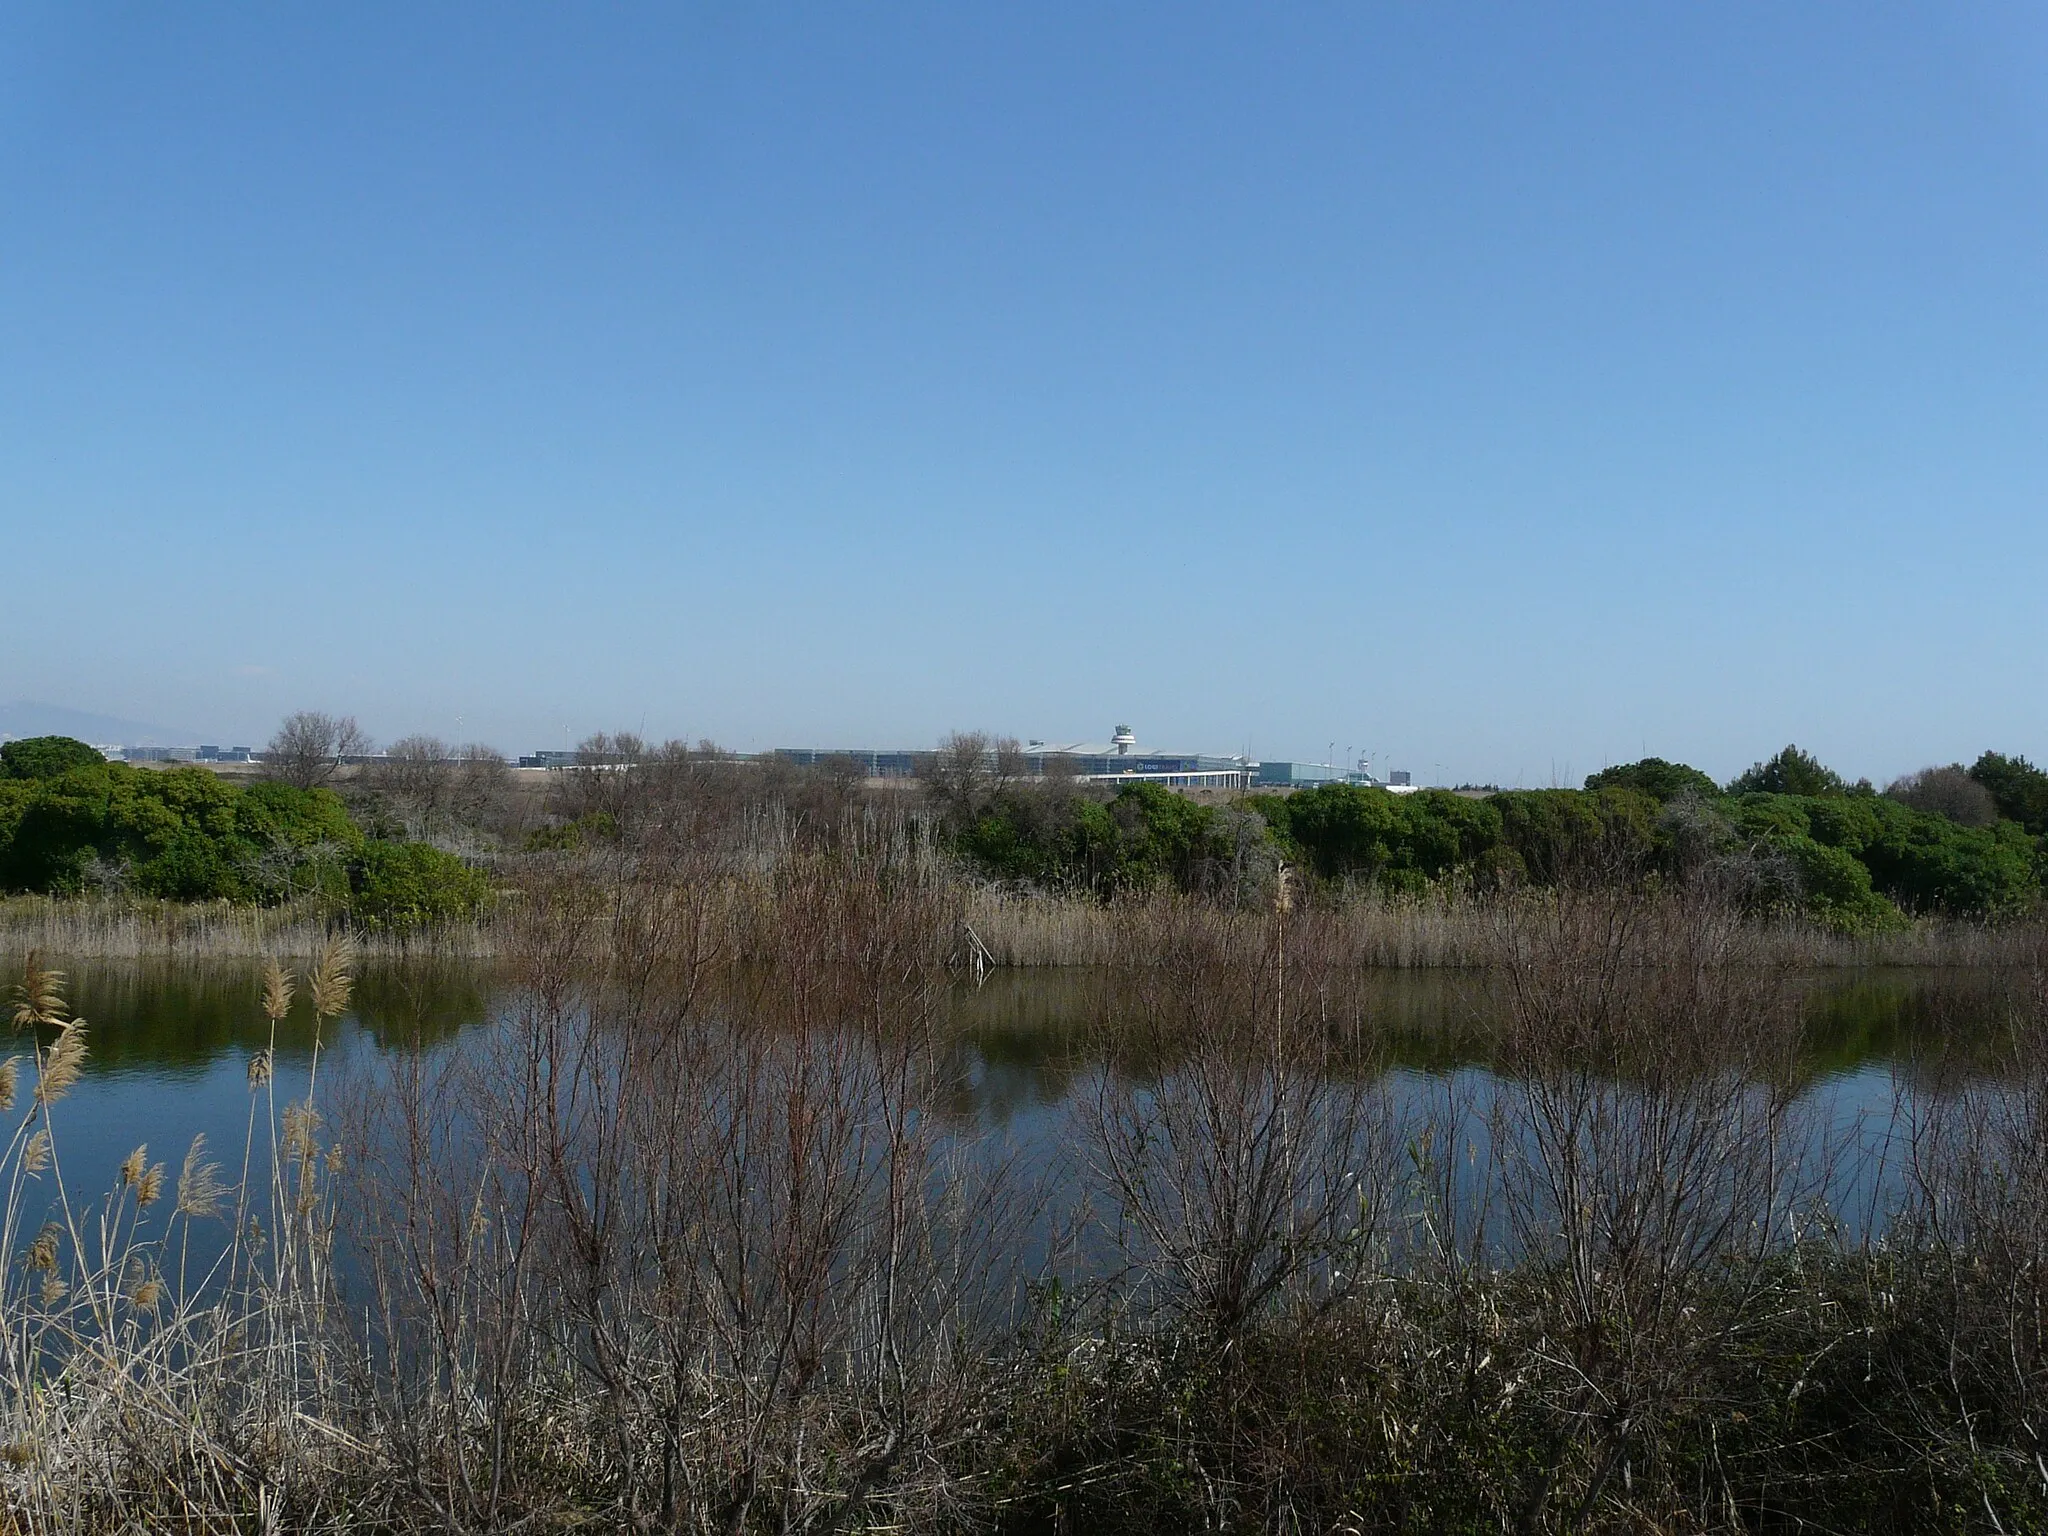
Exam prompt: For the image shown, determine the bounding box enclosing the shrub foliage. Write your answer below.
[0,737,486,928]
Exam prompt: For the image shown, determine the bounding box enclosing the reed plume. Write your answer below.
[121,1258,164,1314]
[33,1020,87,1105]
[175,1134,227,1221]
[22,1224,59,1272]
[10,954,65,1031]
[260,958,294,1022]
[117,1143,166,1209]
[308,937,354,1020]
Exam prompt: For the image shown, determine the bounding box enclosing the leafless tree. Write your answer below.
[264,711,371,790]
[450,743,512,832]
[922,731,994,827]
[371,735,450,833]
[1887,764,1999,828]
[369,736,511,838]
[992,735,1027,792]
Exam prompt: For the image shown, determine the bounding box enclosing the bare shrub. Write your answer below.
[1891,948,2048,1515]
[1078,896,1397,1346]
[370,736,512,841]
[1482,877,1813,1526]
[1887,764,2000,828]
[342,840,1021,1530]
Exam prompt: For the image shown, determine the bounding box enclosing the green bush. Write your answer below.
[1730,790,2037,920]
[347,841,491,929]
[1584,757,1720,803]
[1491,787,1659,884]
[0,735,107,780]
[1728,744,1849,798]
[522,810,619,852]
[0,760,360,901]
[1759,834,1905,933]
[1969,751,2048,836]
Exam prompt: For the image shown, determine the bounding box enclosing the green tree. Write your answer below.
[1584,758,1719,803]
[0,736,106,780]
[1727,745,1848,798]
[1968,752,2048,836]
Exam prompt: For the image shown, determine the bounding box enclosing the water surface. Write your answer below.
[0,955,2026,1252]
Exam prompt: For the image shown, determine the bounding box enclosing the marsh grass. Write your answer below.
[0,892,496,960]
[0,949,363,1532]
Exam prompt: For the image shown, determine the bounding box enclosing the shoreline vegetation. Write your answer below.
[4,874,2048,1529]
[3,722,2048,967]
[6,886,2045,971]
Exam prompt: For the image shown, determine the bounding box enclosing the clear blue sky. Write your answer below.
[5,4,2046,785]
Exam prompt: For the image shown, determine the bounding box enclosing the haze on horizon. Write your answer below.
[4,4,2046,788]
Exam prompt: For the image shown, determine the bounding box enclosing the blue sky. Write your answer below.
[4,4,2046,785]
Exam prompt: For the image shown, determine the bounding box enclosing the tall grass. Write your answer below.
[0,893,497,960]
[967,883,2048,970]
[0,944,363,1531]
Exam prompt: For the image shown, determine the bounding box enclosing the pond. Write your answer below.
[2,955,2024,1255]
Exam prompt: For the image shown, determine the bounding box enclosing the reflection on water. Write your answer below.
[0,952,2028,1222]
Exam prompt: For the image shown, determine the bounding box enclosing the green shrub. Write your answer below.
[1491,787,1658,884]
[347,841,491,929]
[0,762,360,901]
[1584,757,1719,803]
[1728,744,1849,798]
[522,810,619,852]
[1969,751,2048,836]
[0,735,107,780]
[1760,834,1905,933]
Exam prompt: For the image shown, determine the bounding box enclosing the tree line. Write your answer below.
[8,716,2046,933]
[0,728,489,928]
[941,742,2048,928]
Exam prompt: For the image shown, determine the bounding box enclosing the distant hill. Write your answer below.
[0,701,202,748]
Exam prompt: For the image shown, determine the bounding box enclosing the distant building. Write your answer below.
[517,726,1401,797]
[1023,731,1250,788]
[775,727,1253,790]
[1255,760,1345,788]
[1258,758,1421,792]
[773,749,925,778]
